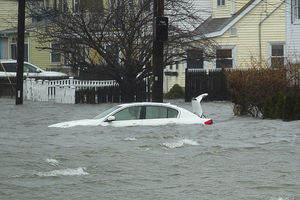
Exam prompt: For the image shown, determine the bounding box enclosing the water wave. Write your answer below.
[162,138,199,149]
[270,197,292,200]
[36,167,88,177]
[124,137,137,141]
[46,158,60,166]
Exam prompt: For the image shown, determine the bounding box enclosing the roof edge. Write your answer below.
[196,0,262,39]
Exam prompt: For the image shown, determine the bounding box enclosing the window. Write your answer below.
[110,0,123,11]
[271,44,284,68]
[216,49,232,68]
[11,44,17,60]
[73,0,79,12]
[24,63,39,73]
[51,43,61,64]
[105,42,120,64]
[79,0,104,12]
[217,0,225,6]
[187,49,204,69]
[45,0,50,10]
[58,0,68,12]
[114,106,142,121]
[292,0,300,22]
[145,106,178,119]
[1,63,17,72]
[175,62,179,71]
[10,43,29,62]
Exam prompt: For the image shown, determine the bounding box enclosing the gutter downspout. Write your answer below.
[258,0,285,63]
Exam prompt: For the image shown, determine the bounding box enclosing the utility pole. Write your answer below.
[16,0,26,105]
[152,0,165,102]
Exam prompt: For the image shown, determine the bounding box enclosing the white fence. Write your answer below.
[23,77,117,104]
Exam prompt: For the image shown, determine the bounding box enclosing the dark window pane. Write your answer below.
[216,49,232,68]
[11,44,17,60]
[216,49,231,58]
[187,50,203,69]
[51,43,61,63]
[2,63,17,72]
[298,0,300,19]
[216,59,232,68]
[272,45,283,56]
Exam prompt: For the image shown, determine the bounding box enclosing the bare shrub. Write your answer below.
[225,61,290,117]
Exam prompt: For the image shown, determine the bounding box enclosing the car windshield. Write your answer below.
[93,106,121,119]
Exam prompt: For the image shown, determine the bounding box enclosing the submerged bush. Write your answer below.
[264,91,300,121]
[164,84,185,99]
[226,64,289,117]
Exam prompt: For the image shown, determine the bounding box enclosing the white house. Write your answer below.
[286,0,300,63]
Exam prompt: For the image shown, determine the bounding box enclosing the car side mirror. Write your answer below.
[106,116,115,122]
[36,69,42,73]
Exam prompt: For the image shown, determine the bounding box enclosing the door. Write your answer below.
[108,106,143,127]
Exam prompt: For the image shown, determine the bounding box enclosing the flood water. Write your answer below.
[0,98,299,200]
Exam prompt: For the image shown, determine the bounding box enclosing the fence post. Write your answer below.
[43,80,49,101]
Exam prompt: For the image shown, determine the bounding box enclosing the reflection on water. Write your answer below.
[0,98,299,200]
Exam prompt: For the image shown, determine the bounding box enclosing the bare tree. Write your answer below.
[27,0,216,101]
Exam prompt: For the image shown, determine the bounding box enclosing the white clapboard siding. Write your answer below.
[286,0,300,63]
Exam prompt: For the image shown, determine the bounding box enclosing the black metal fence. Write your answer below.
[185,69,230,102]
[75,79,151,104]
[0,77,16,98]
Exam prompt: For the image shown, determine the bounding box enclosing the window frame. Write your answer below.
[187,49,204,69]
[10,43,29,62]
[50,42,61,65]
[217,0,225,6]
[216,49,233,69]
[292,0,300,23]
[214,46,236,69]
[269,43,285,68]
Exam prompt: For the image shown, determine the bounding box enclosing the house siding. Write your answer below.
[29,32,53,70]
[212,0,232,18]
[211,0,285,68]
[0,0,18,31]
[164,63,186,92]
[286,0,300,63]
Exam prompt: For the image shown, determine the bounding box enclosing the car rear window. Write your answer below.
[1,63,17,72]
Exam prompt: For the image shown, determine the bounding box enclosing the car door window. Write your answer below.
[24,63,38,73]
[114,106,142,121]
[145,106,178,119]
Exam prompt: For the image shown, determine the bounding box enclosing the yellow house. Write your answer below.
[1,0,106,73]
[0,0,18,59]
[164,0,286,92]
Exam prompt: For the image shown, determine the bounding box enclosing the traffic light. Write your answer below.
[153,17,168,42]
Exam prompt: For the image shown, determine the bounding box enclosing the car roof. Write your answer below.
[0,59,31,64]
[0,59,17,63]
[119,102,180,109]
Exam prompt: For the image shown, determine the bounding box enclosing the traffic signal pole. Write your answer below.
[152,0,164,102]
[16,0,25,105]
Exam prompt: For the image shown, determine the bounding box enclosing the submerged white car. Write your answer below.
[49,94,213,128]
